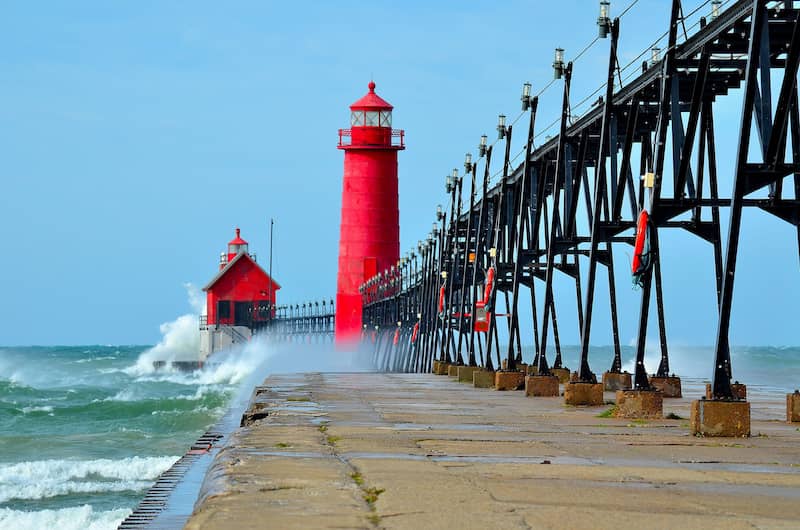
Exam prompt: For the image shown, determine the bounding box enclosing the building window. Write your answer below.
[351,111,364,126]
[217,300,231,319]
[380,111,391,127]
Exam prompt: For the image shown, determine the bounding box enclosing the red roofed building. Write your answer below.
[200,228,280,359]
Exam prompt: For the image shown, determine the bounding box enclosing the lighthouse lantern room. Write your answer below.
[200,228,280,360]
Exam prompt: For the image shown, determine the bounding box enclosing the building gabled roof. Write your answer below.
[202,252,281,292]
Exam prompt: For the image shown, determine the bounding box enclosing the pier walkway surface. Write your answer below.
[185,373,800,530]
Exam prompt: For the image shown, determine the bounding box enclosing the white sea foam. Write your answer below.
[0,505,131,530]
[175,385,226,400]
[0,456,178,503]
[125,283,206,376]
[93,383,226,404]
[128,334,276,387]
[99,388,140,402]
[129,313,201,370]
[20,405,54,414]
[74,355,118,364]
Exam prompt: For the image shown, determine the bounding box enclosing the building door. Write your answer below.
[234,302,252,327]
[217,300,231,323]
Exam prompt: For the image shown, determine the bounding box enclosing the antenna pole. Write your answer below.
[269,218,274,318]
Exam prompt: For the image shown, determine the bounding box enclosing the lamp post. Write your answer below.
[505,82,539,367]
[553,47,565,79]
[520,82,532,111]
[496,114,507,140]
[650,47,661,67]
[597,1,611,38]
[711,0,721,19]
[478,134,488,158]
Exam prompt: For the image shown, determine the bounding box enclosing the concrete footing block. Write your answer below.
[564,382,604,406]
[551,368,571,384]
[650,376,682,398]
[615,390,663,419]
[495,371,525,391]
[690,399,750,437]
[787,391,800,422]
[525,375,560,397]
[457,365,480,383]
[432,360,440,374]
[473,370,495,388]
[705,382,747,400]
[499,359,527,374]
[602,371,632,391]
[447,365,459,377]
[435,363,450,376]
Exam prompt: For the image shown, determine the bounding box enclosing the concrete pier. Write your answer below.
[185,373,800,530]
[472,370,495,388]
[602,371,632,391]
[650,375,682,398]
[706,382,747,400]
[615,389,663,419]
[524,374,559,397]
[691,398,751,437]
[456,365,479,383]
[494,370,524,391]
[550,367,571,384]
[788,390,800,422]
[564,381,604,406]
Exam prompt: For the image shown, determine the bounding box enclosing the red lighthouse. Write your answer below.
[200,228,280,359]
[335,81,405,343]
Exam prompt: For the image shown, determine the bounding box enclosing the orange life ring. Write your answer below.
[483,267,495,304]
[632,209,651,279]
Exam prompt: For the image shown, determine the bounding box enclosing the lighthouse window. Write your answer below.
[365,111,380,126]
[380,111,391,127]
[228,243,248,255]
[350,111,364,126]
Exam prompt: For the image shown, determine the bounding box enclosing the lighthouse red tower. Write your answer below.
[335,81,405,344]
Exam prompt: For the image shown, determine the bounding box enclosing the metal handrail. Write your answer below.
[338,128,405,148]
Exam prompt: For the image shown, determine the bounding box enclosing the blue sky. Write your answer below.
[1,1,797,347]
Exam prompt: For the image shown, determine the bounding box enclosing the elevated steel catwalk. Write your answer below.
[360,0,800,400]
